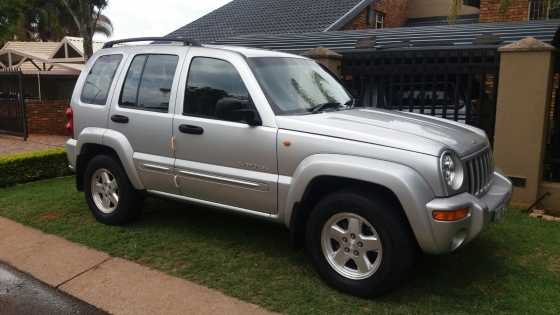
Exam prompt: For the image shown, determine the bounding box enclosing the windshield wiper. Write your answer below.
[309,102,346,114]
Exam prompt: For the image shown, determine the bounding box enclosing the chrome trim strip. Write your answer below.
[143,163,171,172]
[177,169,261,188]
[147,190,279,221]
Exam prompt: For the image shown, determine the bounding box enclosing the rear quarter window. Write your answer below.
[80,54,123,105]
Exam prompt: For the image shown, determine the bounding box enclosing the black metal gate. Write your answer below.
[342,47,500,143]
[0,71,27,139]
[544,57,560,182]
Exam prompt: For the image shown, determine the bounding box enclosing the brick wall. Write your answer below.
[480,0,529,22]
[25,100,69,135]
[343,0,409,30]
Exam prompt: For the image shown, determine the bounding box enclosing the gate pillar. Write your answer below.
[494,37,555,207]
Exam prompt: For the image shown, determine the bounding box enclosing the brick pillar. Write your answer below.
[493,37,555,207]
[302,47,343,78]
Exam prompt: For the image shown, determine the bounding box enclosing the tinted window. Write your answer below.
[81,54,122,105]
[120,55,146,106]
[119,54,178,112]
[184,57,251,121]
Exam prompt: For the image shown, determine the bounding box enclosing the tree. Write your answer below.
[60,0,113,60]
[0,0,24,44]
[0,0,112,55]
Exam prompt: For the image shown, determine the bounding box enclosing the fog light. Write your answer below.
[432,208,470,221]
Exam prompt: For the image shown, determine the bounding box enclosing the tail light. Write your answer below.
[65,107,74,138]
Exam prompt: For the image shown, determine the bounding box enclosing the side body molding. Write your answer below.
[76,128,145,190]
[282,154,437,252]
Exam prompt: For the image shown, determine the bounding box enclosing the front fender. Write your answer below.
[282,154,438,253]
[75,128,144,190]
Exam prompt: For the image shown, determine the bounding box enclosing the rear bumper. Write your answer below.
[65,138,77,172]
[424,171,512,254]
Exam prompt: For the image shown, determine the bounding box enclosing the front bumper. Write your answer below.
[425,171,513,254]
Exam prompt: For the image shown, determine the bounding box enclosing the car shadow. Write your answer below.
[133,196,510,302]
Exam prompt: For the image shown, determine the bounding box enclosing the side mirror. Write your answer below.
[230,108,262,126]
[216,97,262,126]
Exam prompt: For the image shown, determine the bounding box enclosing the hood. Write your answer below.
[275,108,489,157]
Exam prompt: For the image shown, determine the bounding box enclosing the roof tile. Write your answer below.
[168,0,372,43]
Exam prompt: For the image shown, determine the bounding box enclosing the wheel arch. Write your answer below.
[75,128,144,191]
[284,154,436,251]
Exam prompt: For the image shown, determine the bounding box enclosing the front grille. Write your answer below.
[465,149,494,196]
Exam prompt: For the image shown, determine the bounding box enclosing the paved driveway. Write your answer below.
[0,134,67,155]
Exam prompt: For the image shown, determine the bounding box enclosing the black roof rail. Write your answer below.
[103,37,201,48]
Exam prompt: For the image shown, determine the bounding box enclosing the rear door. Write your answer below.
[172,51,278,214]
[108,47,186,193]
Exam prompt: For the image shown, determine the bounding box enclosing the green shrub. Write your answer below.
[0,148,72,187]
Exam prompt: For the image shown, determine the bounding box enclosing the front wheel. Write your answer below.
[306,190,416,297]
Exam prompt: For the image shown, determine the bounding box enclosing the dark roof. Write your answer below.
[212,19,560,54]
[167,0,373,43]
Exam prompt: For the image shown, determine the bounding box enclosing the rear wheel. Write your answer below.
[306,190,416,297]
[84,155,142,225]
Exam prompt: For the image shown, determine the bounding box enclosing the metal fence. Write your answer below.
[342,47,501,143]
[0,71,27,139]
[544,56,560,182]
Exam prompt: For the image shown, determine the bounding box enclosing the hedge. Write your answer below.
[0,148,72,187]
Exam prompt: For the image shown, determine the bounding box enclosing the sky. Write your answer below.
[94,0,233,41]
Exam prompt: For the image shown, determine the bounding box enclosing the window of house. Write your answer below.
[81,54,123,105]
[368,8,385,29]
[119,54,179,113]
[184,57,252,122]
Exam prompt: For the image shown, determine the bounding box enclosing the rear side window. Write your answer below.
[81,54,123,105]
[119,54,179,113]
[184,57,251,121]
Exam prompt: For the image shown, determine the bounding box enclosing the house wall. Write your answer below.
[479,0,529,22]
[407,0,480,18]
[343,0,410,30]
[26,100,69,135]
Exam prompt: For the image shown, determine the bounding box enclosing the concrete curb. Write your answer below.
[0,217,275,315]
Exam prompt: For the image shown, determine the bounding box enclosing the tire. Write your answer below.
[84,154,142,225]
[305,189,416,297]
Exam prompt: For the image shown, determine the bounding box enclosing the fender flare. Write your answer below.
[283,154,437,252]
[76,128,145,190]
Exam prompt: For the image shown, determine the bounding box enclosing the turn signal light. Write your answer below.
[432,208,470,221]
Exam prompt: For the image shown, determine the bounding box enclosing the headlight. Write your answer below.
[440,151,464,192]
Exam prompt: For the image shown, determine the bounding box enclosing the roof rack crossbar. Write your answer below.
[103,37,201,48]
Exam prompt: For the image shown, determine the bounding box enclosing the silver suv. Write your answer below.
[65,38,512,297]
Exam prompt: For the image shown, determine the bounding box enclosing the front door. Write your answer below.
[108,49,185,193]
[173,54,278,214]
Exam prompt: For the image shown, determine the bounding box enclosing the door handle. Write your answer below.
[111,114,129,124]
[179,124,204,135]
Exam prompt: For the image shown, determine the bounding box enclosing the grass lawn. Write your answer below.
[0,177,559,314]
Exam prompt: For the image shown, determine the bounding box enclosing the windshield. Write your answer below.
[248,57,352,115]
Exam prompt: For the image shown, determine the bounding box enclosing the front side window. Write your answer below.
[248,57,352,115]
[184,57,252,122]
[81,54,123,105]
[119,54,179,112]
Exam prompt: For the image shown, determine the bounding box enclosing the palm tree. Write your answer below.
[60,0,113,60]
